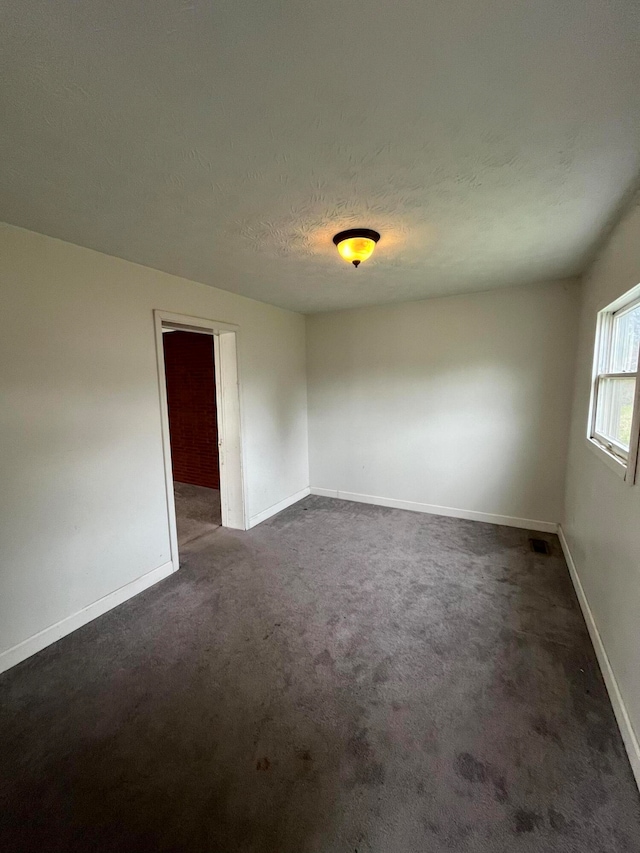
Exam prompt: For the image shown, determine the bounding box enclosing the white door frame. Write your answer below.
[153,310,247,571]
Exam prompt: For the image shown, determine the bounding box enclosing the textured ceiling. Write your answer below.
[2,1,640,313]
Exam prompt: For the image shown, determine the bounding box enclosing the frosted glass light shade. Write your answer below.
[333,229,380,267]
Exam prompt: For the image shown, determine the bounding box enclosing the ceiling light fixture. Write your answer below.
[333,228,380,268]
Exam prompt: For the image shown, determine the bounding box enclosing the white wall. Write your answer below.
[0,223,309,664]
[563,195,640,777]
[307,280,579,527]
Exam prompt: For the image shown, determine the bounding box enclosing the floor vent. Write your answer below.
[529,538,551,555]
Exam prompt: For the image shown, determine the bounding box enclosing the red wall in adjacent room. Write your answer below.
[162,331,220,489]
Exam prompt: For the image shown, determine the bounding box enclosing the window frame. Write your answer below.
[588,286,640,485]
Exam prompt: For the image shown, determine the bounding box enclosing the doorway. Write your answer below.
[154,311,246,572]
[162,329,221,547]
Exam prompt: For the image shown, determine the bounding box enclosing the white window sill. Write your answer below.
[585,436,627,479]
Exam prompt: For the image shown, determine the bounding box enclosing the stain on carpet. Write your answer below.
[1,496,639,852]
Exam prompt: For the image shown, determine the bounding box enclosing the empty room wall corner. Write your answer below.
[0,223,310,672]
[0,562,174,675]
[560,193,640,794]
[558,526,640,791]
[306,281,579,529]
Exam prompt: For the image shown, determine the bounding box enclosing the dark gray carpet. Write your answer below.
[173,481,221,547]
[1,496,639,852]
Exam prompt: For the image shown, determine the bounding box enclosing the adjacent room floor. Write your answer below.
[173,481,221,548]
[1,496,639,852]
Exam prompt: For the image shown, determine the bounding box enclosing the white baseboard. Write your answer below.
[247,487,311,528]
[310,488,558,533]
[558,525,640,791]
[0,560,176,675]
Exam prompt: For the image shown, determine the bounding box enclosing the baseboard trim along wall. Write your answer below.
[310,488,558,533]
[2,485,314,673]
[558,526,640,792]
[0,560,175,676]
[248,487,311,529]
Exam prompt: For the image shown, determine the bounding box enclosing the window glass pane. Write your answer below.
[595,376,636,450]
[611,303,640,373]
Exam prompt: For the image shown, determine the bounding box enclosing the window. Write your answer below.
[589,286,640,482]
